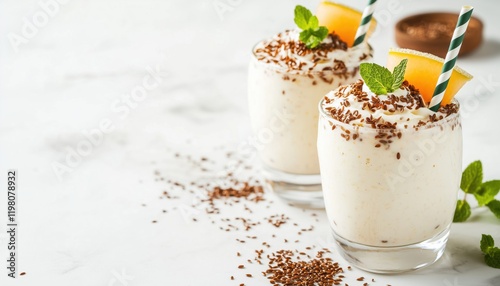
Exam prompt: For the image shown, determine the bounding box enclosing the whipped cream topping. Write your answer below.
[253,29,372,73]
[322,80,459,129]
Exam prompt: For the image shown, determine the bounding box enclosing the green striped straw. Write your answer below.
[429,6,474,112]
[353,0,377,47]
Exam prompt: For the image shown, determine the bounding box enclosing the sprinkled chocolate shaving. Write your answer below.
[323,79,459,146]
[254,30,349,73]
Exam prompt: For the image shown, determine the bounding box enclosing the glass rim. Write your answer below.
[318,97,461,132]
[250,40,372,75]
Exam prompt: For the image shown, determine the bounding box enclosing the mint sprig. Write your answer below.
[480,234,500,268]
[453,200,471,223]
[453,160,500,222]
[360,59,408,95]
[461,160,483,194]
[294,5,329,49]
[452,160,500,269]
[487,200,500,219]
[475,180,500,206]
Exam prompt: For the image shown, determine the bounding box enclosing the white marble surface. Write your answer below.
[1,0,500,285]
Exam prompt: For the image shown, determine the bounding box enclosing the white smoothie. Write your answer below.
[248,30,372,174]
[318,80,462,246]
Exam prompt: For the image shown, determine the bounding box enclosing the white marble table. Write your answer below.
[1,0,500,285]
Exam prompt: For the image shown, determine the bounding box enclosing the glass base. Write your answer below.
[332,227,450,273]
[261,164,323,209]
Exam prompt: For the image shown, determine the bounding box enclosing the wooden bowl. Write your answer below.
[395,12,483,58]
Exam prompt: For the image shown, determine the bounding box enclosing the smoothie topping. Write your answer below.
[253,30,371,73]
[253,5,372,73]
[325,80,417,128]
[323,79,458,130]
[323,58,459,133]
[323,82,459,153]
[322,78,459,149]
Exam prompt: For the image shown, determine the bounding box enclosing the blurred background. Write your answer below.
[0,0,499,284]
[1,0,498,176]
[1,0,499,172]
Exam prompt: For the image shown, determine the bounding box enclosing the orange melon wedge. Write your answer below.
[387,48,473,105]
[316,1,377,47]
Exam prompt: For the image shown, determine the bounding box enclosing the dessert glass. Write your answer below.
[248,34,371,208]
[317,98,462,273]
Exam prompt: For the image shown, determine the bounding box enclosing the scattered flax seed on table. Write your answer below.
[263,249,344,285]
[265,214,290,227]
[147,149,392,285]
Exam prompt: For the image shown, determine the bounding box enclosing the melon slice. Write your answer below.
[316,1,377,47]
[387,48,473,105]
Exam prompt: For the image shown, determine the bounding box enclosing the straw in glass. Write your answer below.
[353,0,377,47]
[429,6,474,112]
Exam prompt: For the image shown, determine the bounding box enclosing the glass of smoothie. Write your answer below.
[247,3,375,208]
[317,48,472,273]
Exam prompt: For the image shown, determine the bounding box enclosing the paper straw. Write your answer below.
[353,0,377,47]
[429,6,474,112]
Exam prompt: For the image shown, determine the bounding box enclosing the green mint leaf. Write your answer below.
[308,15,319,30]
[360,63,393,95]
[391,59,408,91]
[487,199,500,219]
[481,234,500,268]
[312,26,328,41]
[299,29,314,47]
[453,199,471,222]
[485,250,500,268]
[461,160,483,194]
[481,234,495,253]
[299,26,328,49]
[360,59,409,95]
[475,180,500,206]
[294,5,312,30]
